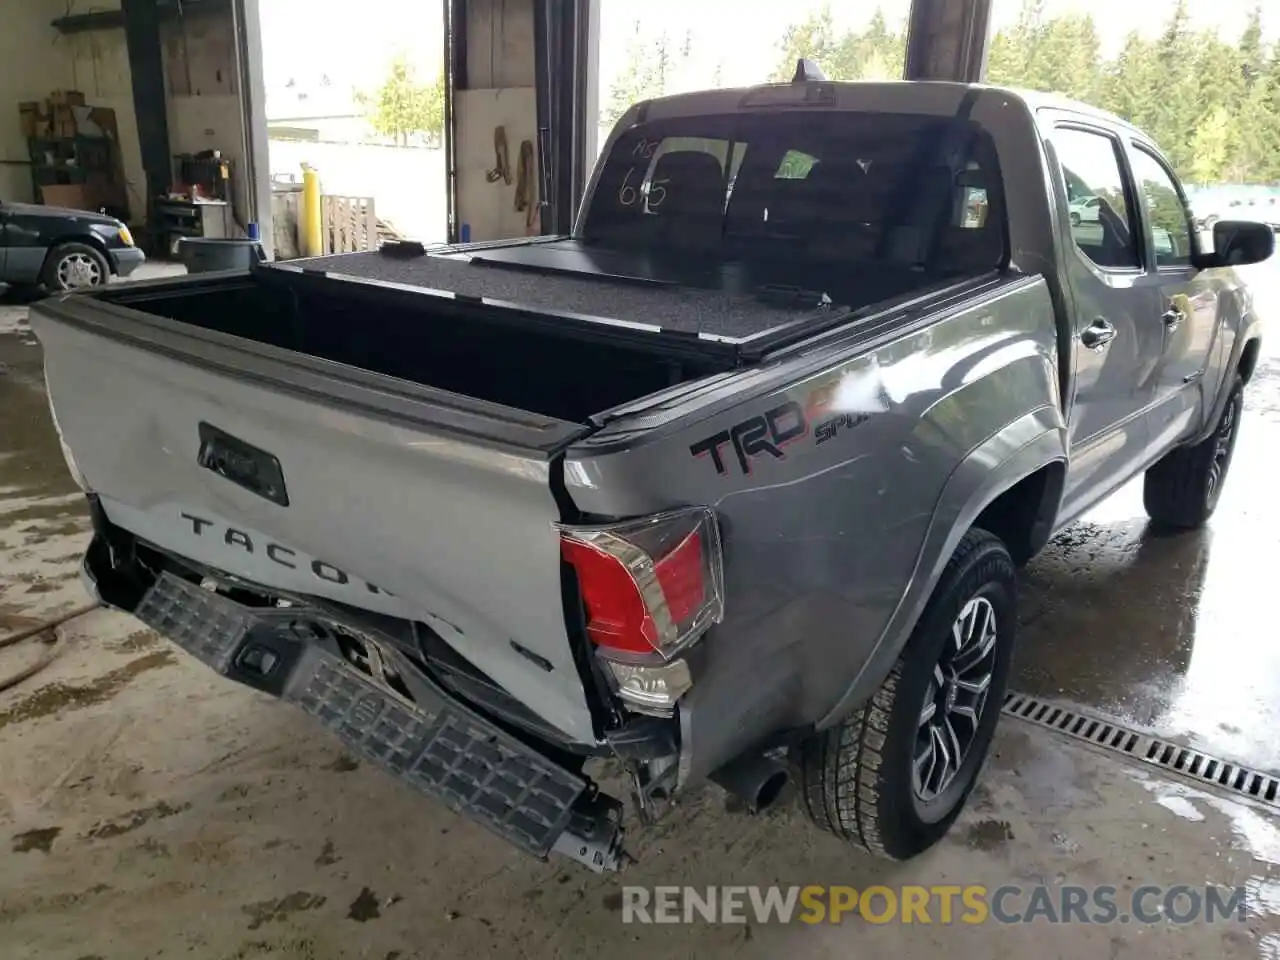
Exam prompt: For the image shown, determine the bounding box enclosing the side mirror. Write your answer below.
[1196,220,1275,269]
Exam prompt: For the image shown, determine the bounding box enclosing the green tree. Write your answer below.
[770,5,906,82]
[601,21,691,126]
[771,3,1280,185]
[1189,106,1238,184]
[770,5,841,81]
[356,56,444,146]
[1258,54,1280,180]
[1239,4,1265,87]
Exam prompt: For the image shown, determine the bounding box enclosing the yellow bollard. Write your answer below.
[301,166,322,257]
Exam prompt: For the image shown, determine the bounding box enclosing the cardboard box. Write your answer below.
[48,89,85,107]
[18,101,40,138]
[89,106,118,140]
[39,183,95,211]
[70,105,118,140]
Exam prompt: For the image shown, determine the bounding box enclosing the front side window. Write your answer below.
[1051,127,1139,270]
[1128,146,1194,268]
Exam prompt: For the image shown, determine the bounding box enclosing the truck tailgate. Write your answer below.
[31,294,599,744]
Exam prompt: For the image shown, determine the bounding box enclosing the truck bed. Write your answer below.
[285,237,925,346]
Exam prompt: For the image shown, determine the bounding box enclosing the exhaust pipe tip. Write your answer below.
[710,752,791,814]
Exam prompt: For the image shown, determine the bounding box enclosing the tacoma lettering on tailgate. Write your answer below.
[179,511,394,596]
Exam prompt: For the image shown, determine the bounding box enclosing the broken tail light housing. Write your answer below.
[558,507,724,662]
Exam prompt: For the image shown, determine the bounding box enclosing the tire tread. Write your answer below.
[1144,376,1244,529]
[798,528,1008,860]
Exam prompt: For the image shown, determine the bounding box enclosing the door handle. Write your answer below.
[1081,319,1117,351]
[1162,307,1186,330]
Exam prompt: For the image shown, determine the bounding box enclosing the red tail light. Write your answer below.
[558,507,724,659]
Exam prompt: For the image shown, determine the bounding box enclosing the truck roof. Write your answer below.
[627,79,1142,139]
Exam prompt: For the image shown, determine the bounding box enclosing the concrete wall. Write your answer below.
[0,0,84,203]
[0,0,145,214]
[455,0,539,241]
[464,0,535,89]
[2,0,248,227]
[64,11,147,221]
[162,14,251,227]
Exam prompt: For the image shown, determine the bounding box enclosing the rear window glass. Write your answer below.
[582,111,1005,275]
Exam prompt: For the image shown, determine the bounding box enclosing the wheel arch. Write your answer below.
[972,459,1066,566]
[1191,318,1262,446]
[816,407,1067,730]
[42,234,115,277]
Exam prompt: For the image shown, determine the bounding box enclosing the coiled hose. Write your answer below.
[0,602,101,693]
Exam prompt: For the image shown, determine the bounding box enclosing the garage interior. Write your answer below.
[3,1,1280,958]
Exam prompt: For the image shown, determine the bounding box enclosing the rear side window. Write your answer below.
[1127,146,1194,267]
[582,111,1006,276]
[1051,127,1140,270]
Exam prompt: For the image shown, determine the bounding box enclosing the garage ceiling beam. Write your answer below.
[903,0,994,82]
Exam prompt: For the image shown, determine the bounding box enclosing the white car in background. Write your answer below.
[1192,187,1280,231]
[1068,195,1102,226]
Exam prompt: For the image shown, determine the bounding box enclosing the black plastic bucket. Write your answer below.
[179,237,266,274]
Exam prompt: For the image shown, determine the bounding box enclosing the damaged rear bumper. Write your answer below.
[82,535,627,873]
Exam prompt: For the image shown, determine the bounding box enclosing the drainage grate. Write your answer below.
[1002,691,1280,809]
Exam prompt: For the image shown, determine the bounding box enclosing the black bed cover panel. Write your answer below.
[276,238,846,345]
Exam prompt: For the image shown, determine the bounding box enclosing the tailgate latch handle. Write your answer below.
[197,422,291,507]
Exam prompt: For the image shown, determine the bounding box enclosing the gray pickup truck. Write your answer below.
[31,74,1273,873]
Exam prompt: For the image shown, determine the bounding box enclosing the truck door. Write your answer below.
[1123,144,1221,452]
[1048,125,1163,516]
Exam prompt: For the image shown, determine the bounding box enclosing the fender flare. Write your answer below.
[816,405,1067,730]
[1190,313,1262,446]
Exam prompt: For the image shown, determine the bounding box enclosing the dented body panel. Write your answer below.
[565,275,1064,782]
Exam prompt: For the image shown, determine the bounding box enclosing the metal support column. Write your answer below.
[903,0,995,83]
[119,0,172,236]
[533,0,596,236]
[231,0,274,254]
[443,0,467,243]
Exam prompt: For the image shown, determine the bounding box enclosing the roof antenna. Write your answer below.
[793,58,828,82]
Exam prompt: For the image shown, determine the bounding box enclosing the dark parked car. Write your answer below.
[0,200,144,293]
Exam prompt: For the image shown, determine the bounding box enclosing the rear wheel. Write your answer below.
[797,529,1016,860]
[41,242,109,292]
[1144,375,1244,529]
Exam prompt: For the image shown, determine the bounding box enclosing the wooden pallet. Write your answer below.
[320,195,378,254]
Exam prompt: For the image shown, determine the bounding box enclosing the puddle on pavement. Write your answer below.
[84,800,191,841]
[1137,773,1280,931]
[0,331,88,602]
[0,354,79,505]
[1015,347,1280,776]
[0,649,175,730]
[241,891,327,931]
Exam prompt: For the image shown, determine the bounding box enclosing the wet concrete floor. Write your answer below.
[1015,263,1280,775]
[2,264,1280,959]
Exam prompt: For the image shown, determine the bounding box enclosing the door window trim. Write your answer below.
[1049,120,1145,276]
[1126,140,1200,272]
